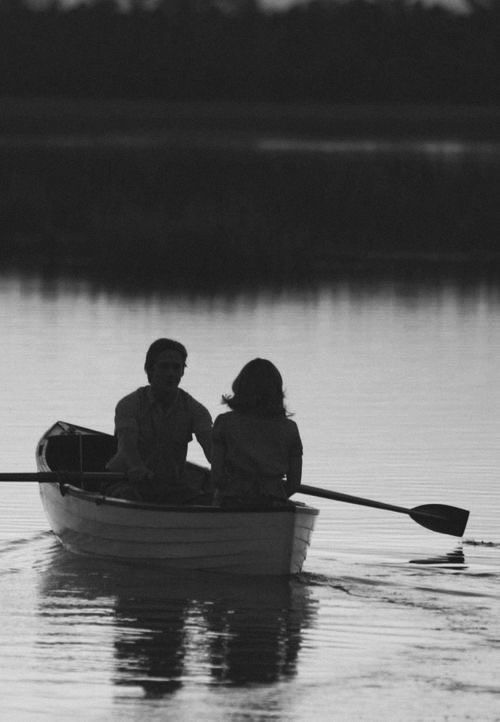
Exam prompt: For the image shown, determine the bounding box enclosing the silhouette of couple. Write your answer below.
[105,338,302,507]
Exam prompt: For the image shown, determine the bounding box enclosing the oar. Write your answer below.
[0,474,469,537]
[299,484,469,537]
[0,472,124,483]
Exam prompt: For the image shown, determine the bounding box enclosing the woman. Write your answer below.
[211,358,302,508]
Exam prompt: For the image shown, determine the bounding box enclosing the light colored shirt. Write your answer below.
[107,386,212,493]
[211,410,303,499]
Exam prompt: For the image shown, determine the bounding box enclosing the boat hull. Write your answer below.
[37,422,318,575]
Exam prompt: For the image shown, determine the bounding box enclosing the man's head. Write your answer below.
[145,339,187,394]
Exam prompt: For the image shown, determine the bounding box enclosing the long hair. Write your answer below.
[144,338,187,382]
[222,358,288,417]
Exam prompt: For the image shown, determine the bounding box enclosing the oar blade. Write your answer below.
[409,504,469,537]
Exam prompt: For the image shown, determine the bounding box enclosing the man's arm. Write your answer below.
[192,401,213,463]
[106,395,151,481]
[209,414,226,494]
[115,428,146,468]
[210,437,226,491]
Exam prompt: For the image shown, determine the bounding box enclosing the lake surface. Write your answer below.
[0,270,499,720]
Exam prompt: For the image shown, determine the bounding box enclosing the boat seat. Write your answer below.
[45,434,117,489]
[44,433,211,494]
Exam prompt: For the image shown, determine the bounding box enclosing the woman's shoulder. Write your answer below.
[264,412,298,426]
[274,415,301,441]
[212,411,235,438]
[282,415,300,432]
[214,410,235,425]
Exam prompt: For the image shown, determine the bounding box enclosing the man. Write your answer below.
[106,338,212,503]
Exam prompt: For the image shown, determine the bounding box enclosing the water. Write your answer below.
[0,270,499,720]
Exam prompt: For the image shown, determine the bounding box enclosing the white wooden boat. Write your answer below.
[36,421,319,575]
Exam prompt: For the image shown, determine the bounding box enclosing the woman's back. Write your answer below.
[213,410,302,478]
[211,358,303,505]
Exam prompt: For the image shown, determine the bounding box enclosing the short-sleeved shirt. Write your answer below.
[107,386,212,493]
[212,410,302,498]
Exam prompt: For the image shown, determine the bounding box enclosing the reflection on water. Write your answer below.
[1,269,500,720]
[2,135,499,288]
[257,137,500,161]
[37,550,317,698]
[2,133,500,162]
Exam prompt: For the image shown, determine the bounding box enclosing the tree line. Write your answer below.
[1,0,499,104]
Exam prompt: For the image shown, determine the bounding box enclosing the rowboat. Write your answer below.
[35,421,319,575]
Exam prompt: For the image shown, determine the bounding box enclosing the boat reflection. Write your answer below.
[37,547,317,697]
[112,594,189,698]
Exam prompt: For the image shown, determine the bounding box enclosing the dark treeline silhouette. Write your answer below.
[1,0,499,104]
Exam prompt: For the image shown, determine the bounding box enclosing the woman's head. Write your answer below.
[223,358,288,417]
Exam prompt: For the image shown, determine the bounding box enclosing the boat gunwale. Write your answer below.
[37,420,319,573]
[41,481,319,515]
[38,420,319,517]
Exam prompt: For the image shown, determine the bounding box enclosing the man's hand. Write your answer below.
[127,465,153,485]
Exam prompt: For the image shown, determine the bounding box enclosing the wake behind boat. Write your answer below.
[35,421,319,575]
